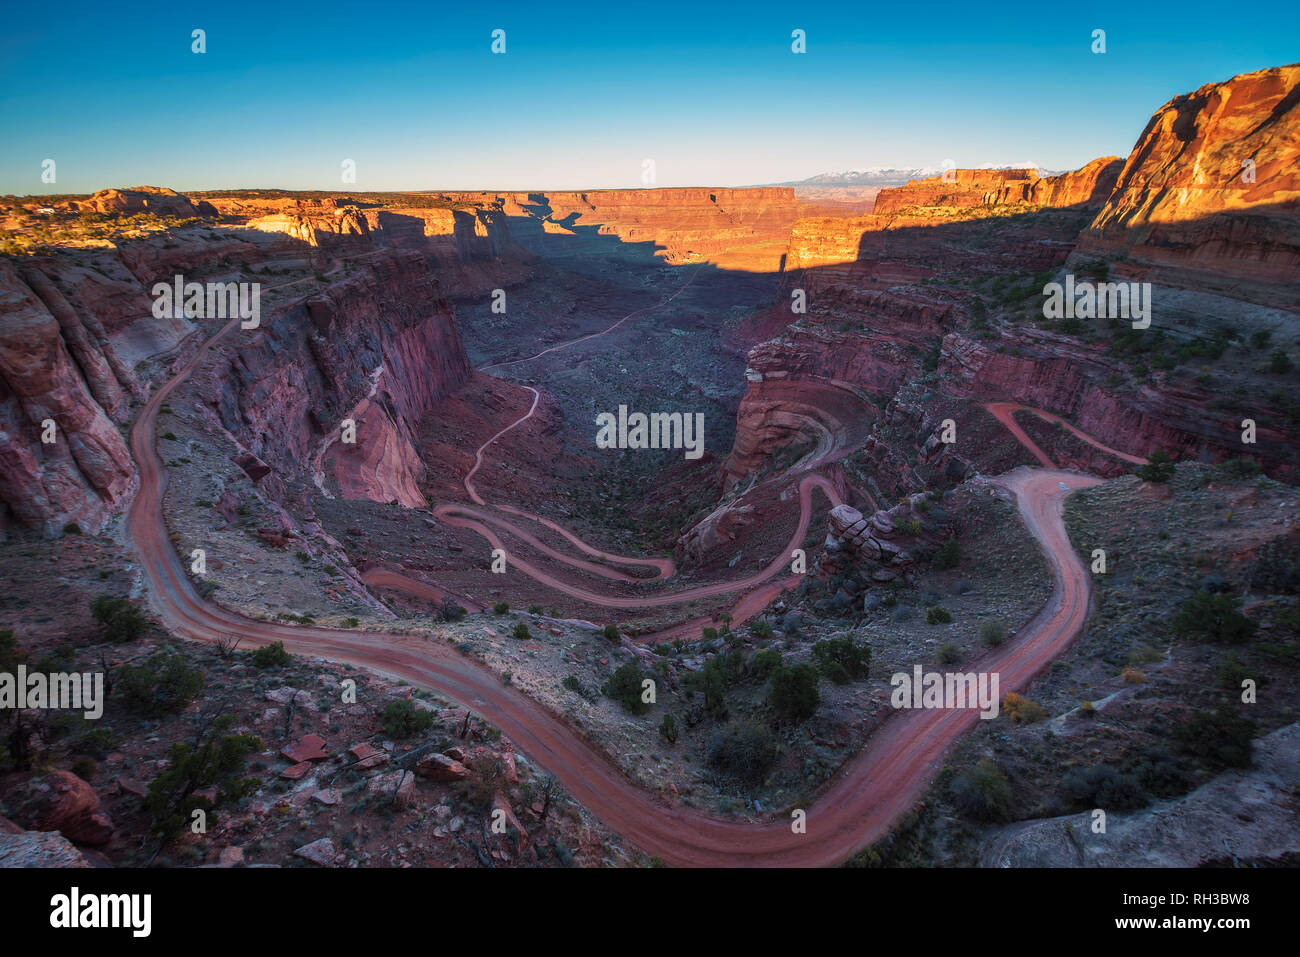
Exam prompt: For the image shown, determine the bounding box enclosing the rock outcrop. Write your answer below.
[492,187,806,269]
[192,249,471,508]
[0,770,115,846]
[76,186,217,219]
[0,258,138,536]
[979,722,1300,867]
[1075,64,1300,306]
[871,161,1122,217]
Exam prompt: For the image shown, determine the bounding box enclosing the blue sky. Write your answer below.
[2,0,1297,194]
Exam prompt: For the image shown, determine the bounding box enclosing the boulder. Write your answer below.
[0,771,114,846]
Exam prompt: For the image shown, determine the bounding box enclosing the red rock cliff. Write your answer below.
[1075,64,1300,306]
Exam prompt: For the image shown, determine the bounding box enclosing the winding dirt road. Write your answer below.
[125,272,1141,866]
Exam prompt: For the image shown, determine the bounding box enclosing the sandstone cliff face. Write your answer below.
[493,187,804,269]
[941,330,1294,478]
[0,257,138,537]
[1075,64,1300,306]
[870,161,1121,217]
[191,249,470,508]
[203,194,534,296]
[246,207,371,249]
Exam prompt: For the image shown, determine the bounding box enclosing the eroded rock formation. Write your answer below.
[1075,63,1300,306]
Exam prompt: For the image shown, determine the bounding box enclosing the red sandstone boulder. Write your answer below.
[414,753,470,782]
[0,771,115,846]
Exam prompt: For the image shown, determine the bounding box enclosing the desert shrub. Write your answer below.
[749,619,775,640]
[938,643,961,664]
[1061,764,1147,810]
[1268,349,1293,373]
[658,713,679,744]
[1174,706,1257,769]
[1219,457,1261,479]
[1215,652,1264,691]
[769,664,820,723]
[438,600,467,622]
[1136,449,1175,483]
[512,622,531,640]
[1170,591,1257,645]
[933,538,961,570]
[702,626,719,641]
[602,624,620,643]
[978,619,1007,646]
[114,653,204,718]
[1002,692,1046,724]
[949,758,1013,821]
[686,653,743,719]
[753,648,782,677]
[604,661,649,715]
[89,596,148,643]
[707,720,778,785]
[561,674,584,695]
[144,715,261,840]
[1249,535,1300,595]
[341,617,359,628]
[528,605,542,614]
[811,637,870,682]
[382,699,433,738]
[926,606,952,625]
[492,602,509,614]
[250,641,291,668]
[1124,749,1192,799]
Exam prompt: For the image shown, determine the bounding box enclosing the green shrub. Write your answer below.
[933,538,961,570]
[1124,749,1192,799]
[1136,449,1176,483]
[769,664,820,723]
[492,602,509,614]
[978,619,1007,646]
[512,621,531,640]
[604,661,649,715]
[938,643,961,664]
[753,648,782,677]
[1174,706,1257,769]
[1061,764,1147,810]
[1170,591,1257,645]
[926,606,952,625]
[250,641,291,668]
[658,713,679,744]
[114,653,204,718]
[811,637,870,681]
[438,600,467,622]
[707,720,778,784]
[382,699,433,738]
[89,596,148,643]
[144,715,261,840]
[949,758,1013,821]
[602,624,620,643]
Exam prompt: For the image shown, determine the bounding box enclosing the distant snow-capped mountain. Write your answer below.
[790,162,1061,187]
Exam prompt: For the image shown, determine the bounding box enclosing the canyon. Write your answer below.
[1,63,1297,870]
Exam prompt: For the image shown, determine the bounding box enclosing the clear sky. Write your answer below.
[2,0,1297,195]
